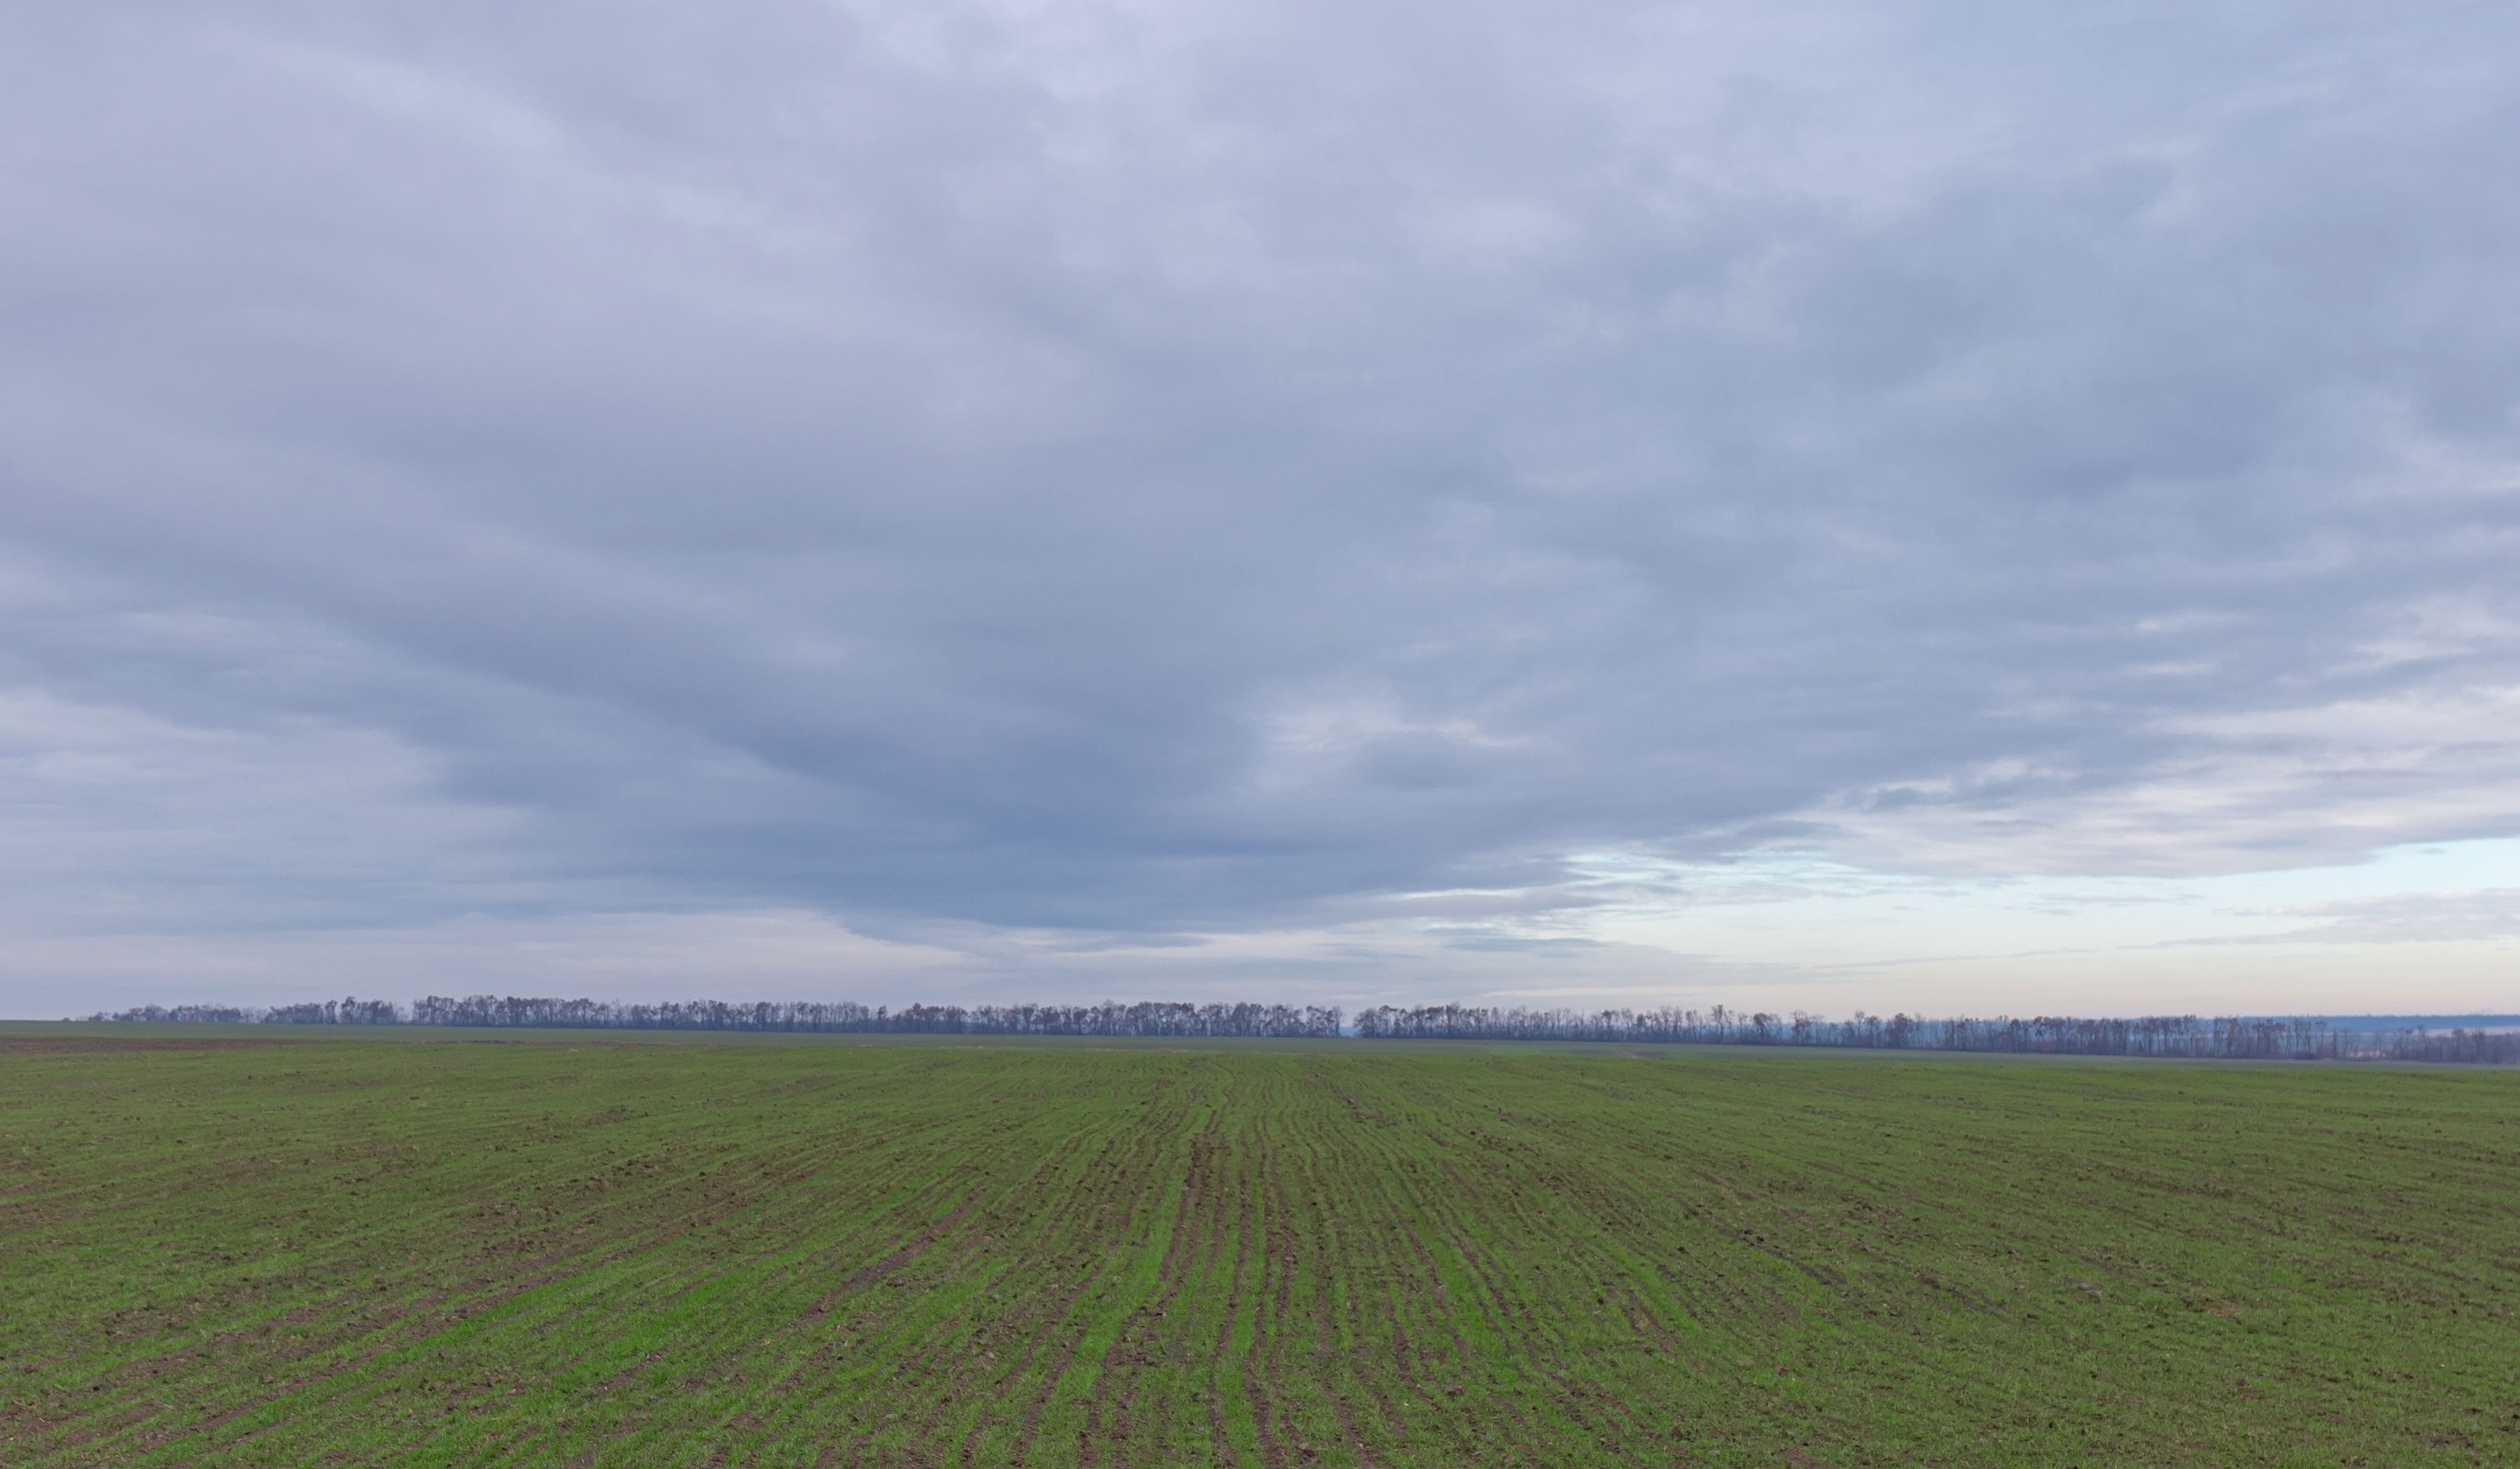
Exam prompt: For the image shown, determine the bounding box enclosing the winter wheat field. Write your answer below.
[2,1028,2515,1467]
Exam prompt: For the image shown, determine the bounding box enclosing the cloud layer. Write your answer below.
[3,2,2518,1006]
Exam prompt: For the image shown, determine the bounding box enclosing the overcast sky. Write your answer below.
[5,1,2518,1018]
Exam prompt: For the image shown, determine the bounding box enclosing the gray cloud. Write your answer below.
[2200,888,2520,946]
[3,1,2518,986]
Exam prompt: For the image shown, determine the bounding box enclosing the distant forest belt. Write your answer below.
[2,1043,2514,1467]
[76,996,2520,1063]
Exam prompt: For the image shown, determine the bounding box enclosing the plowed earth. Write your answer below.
[2,1037,2514,1466]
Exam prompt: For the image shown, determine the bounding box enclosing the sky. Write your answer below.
[3,1,2518,1019]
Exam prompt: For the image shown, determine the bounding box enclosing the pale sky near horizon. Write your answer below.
[3,2,2517,1018]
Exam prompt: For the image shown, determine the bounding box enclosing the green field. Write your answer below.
[3,1029,2514,1466]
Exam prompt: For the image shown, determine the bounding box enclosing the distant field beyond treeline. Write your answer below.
[4,1037,2514,1465]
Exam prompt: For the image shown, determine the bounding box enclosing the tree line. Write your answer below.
[92,996,1344,1039]
[1348,1003,2520,1061]
[80,996,2517,1061]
